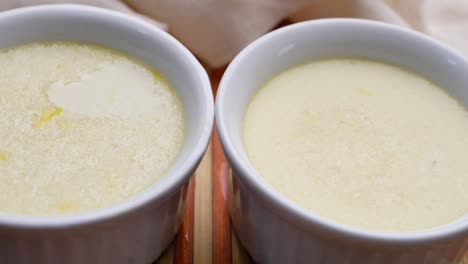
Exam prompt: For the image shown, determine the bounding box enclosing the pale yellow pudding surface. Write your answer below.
[244,59,468,232]
[0,42,184,215]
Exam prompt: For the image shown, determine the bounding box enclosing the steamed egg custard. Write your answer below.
[0,42,184,215]
[244,59,468,232]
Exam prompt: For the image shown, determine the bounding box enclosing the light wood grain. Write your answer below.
[174,178,195,264]
[194,142,213,264]
[212,127,233,264]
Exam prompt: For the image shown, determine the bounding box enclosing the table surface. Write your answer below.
[152,68,468,264]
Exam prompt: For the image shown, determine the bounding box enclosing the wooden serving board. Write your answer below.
[153,69,468,264]
[153,69,253,264]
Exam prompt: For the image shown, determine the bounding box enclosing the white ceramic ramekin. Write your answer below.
[0,5,213,264]
[216,19,468,264]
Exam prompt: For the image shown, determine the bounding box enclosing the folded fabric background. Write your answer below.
[1,0,468,68]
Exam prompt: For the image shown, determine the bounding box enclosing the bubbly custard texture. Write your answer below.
[0,42,184,215]
[244,59,468,232]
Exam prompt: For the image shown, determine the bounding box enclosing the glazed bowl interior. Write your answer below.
[216,19,468,243]
[0,5,213,226]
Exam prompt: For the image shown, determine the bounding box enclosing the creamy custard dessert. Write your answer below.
[244,59,468,232]
[0,42,184,216]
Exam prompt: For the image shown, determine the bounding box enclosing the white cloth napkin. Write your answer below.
[1,0,468,68]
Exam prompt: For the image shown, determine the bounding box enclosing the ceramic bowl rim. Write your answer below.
[0,4,214,228]
[215,18,468,246]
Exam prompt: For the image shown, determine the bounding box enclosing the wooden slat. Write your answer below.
[194,143,213,264]
[212,127,232,264]
[211,68,233,264]
[174,177,195,264]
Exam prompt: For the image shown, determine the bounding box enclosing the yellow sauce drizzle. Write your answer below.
[33,106,63,128]
[356,88,374,96]
[0,151,8,161]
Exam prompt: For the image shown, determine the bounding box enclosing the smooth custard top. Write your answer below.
[244,59,468,232]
